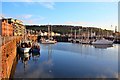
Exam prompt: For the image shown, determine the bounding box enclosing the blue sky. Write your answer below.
[1,2,118,30]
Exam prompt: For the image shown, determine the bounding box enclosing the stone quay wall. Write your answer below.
[1,36,22,79]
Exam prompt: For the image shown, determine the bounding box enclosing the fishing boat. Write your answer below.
[32,51,40,58]
[19,40,32,53]
[92,38,113,45]
[18,28,32,53]
[30,42,40,53]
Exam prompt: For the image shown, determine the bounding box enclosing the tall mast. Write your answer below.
[79,28,80,39]
[74,27,76,40]
[115,26,117,33]
[51,26,52,39]
[87,28,89,40]
[48,25,50,39]
[71,27,72,39]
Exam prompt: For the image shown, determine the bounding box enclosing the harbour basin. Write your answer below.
[12,42,118,78]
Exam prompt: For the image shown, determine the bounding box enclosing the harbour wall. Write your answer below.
[1,36,22,79]
[0,36,2,80]
[1,35,38,79]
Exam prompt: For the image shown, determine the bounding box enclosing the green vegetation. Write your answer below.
[25,25,114,35]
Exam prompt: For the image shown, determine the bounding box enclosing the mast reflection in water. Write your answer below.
[12,42,118,78]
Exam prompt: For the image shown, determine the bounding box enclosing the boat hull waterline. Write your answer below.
[92,39,113,45]
[20,47,31,53]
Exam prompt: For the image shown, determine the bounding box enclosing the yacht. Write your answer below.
[93,44,113,49]
[41,39,57,44]
[81,39,90,44]
[92,38,113,45]
[41,25,57,44]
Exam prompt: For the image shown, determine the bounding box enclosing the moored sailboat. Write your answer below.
[92,38,113,45]
[41,25,57,44]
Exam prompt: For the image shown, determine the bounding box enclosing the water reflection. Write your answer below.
[19,53,31,73]
[18,52,41,73]
[93,44,113,49]
[32,52,40,62]
[13,43,118,78]
[42,44,53,73]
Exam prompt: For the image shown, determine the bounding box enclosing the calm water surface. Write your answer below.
[13,42,119,78]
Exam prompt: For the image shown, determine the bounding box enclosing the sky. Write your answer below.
[1,2,118,31]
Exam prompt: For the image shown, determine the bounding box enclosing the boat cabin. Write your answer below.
[20,41,32,48]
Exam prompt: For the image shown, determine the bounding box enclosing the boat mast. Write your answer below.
[79,28,81,40]
[71,27,73,39]
[87,28,89,40]
[48,25,50,40]
[90,28,92,38]
[51,26,52,39]
[74,27,76,40]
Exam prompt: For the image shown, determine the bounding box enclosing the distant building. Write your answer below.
[55,33,61,36]
[40,32,44,36]
[0,19,2,36]
[0,18,13,36]
[0,18,25,37]
[37,31,61,36]
[43,32,47,36]
[10,19,25,36]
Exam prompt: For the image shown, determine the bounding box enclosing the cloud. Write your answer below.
[64,21,117,31]
[64,21,95,27]
[1,14,33,19]
[0,14,6,19]
[39,2,55,9]
[12,14,33,20]
[3,1,55,9]
[2,14,46,25]
[21,15,46,24]
[23,14,33,19]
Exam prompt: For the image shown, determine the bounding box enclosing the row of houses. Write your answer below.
[39,31,61,36]
[26,29,61,36]
[0,18,25,37]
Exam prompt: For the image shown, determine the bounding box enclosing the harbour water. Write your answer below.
[12,42,118,78]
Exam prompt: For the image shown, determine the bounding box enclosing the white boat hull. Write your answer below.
[41,40,57,44]
[93,44,113,49]
[20,47,31,53]
[24,53,30,58]
[92,39,113,45]
[92,42,113,45]
[41,42,55,44]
